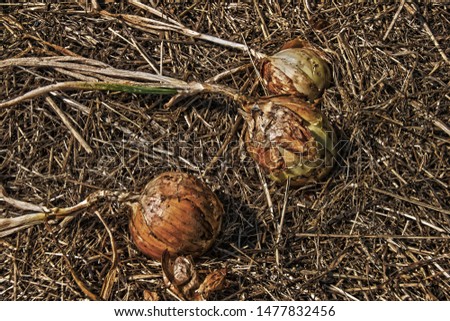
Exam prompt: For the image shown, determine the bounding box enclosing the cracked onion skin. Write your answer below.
[129,172,223,261]
[241,95,335,186]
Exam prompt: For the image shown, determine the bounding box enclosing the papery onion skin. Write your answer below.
[129,172,223,260]
[241,95,335,186]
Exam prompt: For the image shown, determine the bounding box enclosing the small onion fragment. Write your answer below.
[161,250,227,301]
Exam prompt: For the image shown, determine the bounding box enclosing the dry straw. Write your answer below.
[1,0,449,301]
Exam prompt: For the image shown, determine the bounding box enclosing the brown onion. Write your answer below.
[129,172,223,260]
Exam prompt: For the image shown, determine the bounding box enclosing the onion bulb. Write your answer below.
[241,95,335,185]
[129,172,223,260]
[260,38,331,101]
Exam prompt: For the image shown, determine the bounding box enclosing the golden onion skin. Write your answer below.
[242,96,335,186]
[129,172,223,260]
[260,39,331,101]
